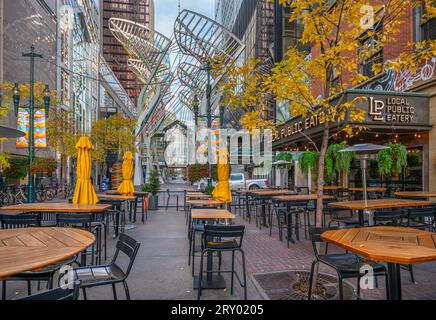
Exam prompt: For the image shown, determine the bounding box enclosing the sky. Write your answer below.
[154,0,215,38]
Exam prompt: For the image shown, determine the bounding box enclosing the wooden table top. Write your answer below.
[186,200,223,207]
[249,190,298,197]
[322,226,436,265]
[191,209,236,220]
[272,194,335,202]
[349,187,387,192]
[107,190,148,197]
[0,203,113,213]
[323,186,344,190]
[186,194,212,200]
[97,194,136,201]
[329,199,431,211]
[0,227,95,280]
[395,192,436,198]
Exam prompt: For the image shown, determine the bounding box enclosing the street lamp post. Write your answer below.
[13,45,51,203]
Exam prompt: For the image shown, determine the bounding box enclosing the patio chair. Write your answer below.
[73,233,140,300]
[197,225,247,300]
[269,200,302,246]
[406,207,436,232]
[307,227,389,300]
[1,214,76,300]
[328,208,361,227]
[56,213,101,266]
[17,280,81,301]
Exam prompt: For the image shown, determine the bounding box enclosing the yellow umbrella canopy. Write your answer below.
[73,137,99,205]
[117,151,135,196]
[212,150,232,204]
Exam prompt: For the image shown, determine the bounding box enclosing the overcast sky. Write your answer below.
[154,0,215,38]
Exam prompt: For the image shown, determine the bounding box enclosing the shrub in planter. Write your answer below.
[143,169,161,210]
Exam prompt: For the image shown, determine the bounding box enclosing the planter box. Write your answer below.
[148,195,159,210]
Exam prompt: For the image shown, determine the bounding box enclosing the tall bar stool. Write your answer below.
[197,225,247,300]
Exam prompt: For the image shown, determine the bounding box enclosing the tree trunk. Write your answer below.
[310,123,330,299]
[316,124,330,228]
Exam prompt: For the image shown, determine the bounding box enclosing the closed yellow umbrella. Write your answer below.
[117,151,135,196]
[73,137,99,205]
[212,150,232,204]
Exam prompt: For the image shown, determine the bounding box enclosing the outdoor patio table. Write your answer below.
[185,200,223,232]
[272,195,335,243]
[249,190,298,227]
[349,187,387,192]
[0,203,112,214]
[323,186,344,190]
[186,194,212,200]
[191,209,236,290]
[329,199,431,226]
[395,192,436,201]
[0,227,95,281]
[98,194,136,237]
[321,226,436,300]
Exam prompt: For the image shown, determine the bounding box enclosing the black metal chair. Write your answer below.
[406,207,436,232]
[56,213,99,266]
[1,214,76,300]
[17,280,81,300]
[307,227,389,300]
[329,208,361,227]
[373,209,405,226]
[73,233,140,300]
[198,225,247,300]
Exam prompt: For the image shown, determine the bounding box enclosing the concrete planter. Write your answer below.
[148,195,159,210]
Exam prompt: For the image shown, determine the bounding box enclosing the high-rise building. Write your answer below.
[102,0,154,106]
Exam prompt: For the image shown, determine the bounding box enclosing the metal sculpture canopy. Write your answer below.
[109,9,245,142]
[109,18,172,82]
[174,10,244,66]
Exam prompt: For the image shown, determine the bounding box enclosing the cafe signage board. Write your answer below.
[273,90,430,146]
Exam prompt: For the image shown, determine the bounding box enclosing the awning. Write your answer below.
[273,90,431,150]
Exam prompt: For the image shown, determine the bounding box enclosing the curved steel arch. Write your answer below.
[177,60,207,91]
[109,18,172,74]
[174,9,244,65]
[128,59,151,83]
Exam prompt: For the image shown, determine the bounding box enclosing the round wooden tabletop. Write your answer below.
[0,227,95,280]
[322,226,436,265]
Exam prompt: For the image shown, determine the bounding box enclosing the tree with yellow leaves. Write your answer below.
[90,114,137,164]
[263,0,436,230]
[216,58,277,133]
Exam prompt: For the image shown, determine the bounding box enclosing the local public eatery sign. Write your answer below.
[273,89,430,145]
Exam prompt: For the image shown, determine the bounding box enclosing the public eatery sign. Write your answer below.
[273,89,430,146]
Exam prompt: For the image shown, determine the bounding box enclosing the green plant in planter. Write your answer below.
[143,169,161,195]
[299,151,319,174]
[325,144,354,183]
[377,143,408,176]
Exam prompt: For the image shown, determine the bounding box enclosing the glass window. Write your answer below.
[358,29,383,79]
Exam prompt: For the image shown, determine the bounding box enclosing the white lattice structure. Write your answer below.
[109,17,172,82]
[174,9,244,66]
